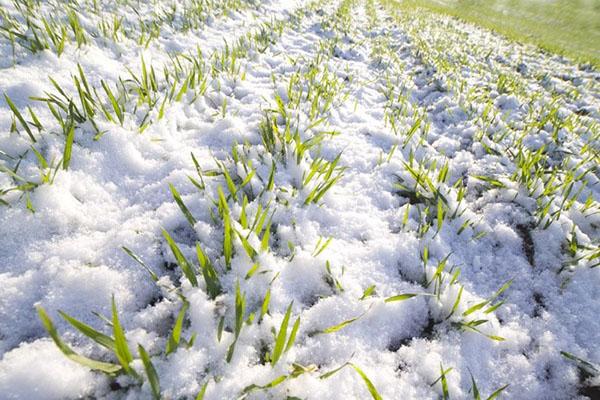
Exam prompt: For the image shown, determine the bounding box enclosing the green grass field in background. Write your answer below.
[396,0,600,66]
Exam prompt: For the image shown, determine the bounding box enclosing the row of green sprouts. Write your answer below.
[0,13,291,207]
[377,0,599,272]
[371,1,599,394]
[0,0,252,61]
[31,1,391,398]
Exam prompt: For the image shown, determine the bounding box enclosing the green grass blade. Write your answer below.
[360,285,376,300]
[561,351,599,374]
[350,363,383,400]
[319,362,350,380]
[162,229,198,287]
[223,212,233,269]
[317,314,361,335]
[138,344,160,400]
[470,371,481,400]
[440,365,450,400]
[166,301,189,355]
[122,246,158,282]
[62,122,75,170]
[385,293,418,302]
[111,296,135,376]
[227,283,245,363]
[486,384,509,400]
[285,317,300,353]
[101,80,123,125]
[242,375,288,394]
[446,286,464,319]
[245,262,260,280]
[196,243,221,299]
[271,302,292,366]
[4,93,36,142]
[462,300,489,317]
[58,310,115,351]
[491,279,513,300]
[431,364,452,400]
[260,222,271,252]
[195,382,208,400]
[169,183,197,226]
[260,288,270,322]
[37,306,122,374]
[234,283,245,337]
[236,230,257,260]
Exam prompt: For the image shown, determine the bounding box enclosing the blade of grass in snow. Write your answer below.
[561,351,600,374]
[195,382,208,400]
[4,93,37,142]
[111,296,137,378]
[122,246,158,282]
[245,262,260,280]
[62,122,75,170]
[430,364,452,400]
[259,287,271,323]
[166,301,189,355]
[162,229,198,287]
[196,243,221,299]
[37,306,122,375]
[360,285,376,300]
[384,293,420,302]
[285,316,300,353]
[350,363,383,400]
[318,362,382,400]
[226,282,245,363]
[169,183,197,227]
[271,302,299,366]
[312,236,332,257]
[242,364,316,395]
[312,310,366,335]
[58,310,115,350]
[138,344,160,400]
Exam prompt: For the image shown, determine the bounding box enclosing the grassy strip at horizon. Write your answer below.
[393,0,600,66]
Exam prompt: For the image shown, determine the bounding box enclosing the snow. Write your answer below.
[0,0,599,398]
[0,339,100,399]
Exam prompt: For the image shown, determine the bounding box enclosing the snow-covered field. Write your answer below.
[0,0,599,398]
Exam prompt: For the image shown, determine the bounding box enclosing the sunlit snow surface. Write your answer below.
[0,0,599,399]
